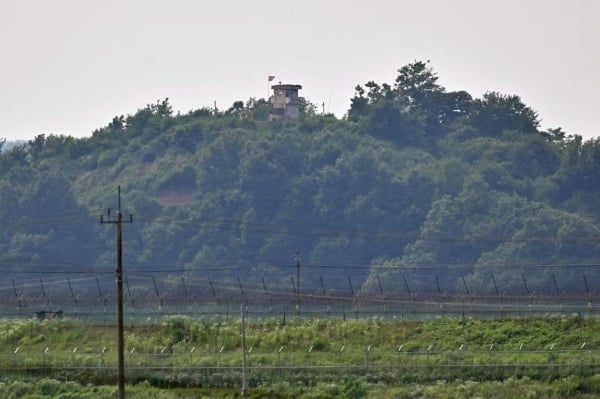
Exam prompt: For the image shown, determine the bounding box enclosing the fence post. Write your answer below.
[580,342,586,376]
[13,347,19,367]
[241,303,248,399]
[278,346,285,378]
[100,347,106,366]
[261,276,272,314]
[397,345,403,367]
[68,278,78,314]
[126,276,135,310]
[130,348,135,365]
[12,279,20,313]
[319,276,330,313]
[181,276,191,313]
[153,276,163,312]
[426,345,432,366]
[377,274,386,315]
[518,343,523,366]
[40,279,48,310]
[43,346,49,366]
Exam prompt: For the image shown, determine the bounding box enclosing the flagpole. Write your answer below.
[267,75,275,101]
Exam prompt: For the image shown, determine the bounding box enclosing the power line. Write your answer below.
[133,215,600,243]
[0,203,559,243]
[3,260,600,278]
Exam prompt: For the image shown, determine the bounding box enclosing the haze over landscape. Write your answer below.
[1,0,598,141]
[3,2,600,397]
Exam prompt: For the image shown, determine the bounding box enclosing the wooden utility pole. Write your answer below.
[295,252,300,314]
[241,303,248,399]
[101,186,133,399]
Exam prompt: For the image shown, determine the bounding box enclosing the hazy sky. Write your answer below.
[1,0,598,141]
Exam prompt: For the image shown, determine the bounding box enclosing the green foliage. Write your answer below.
[3,318,600,397]
[341,379,367,399]
[472,91,540,137]
[0,61,599,295]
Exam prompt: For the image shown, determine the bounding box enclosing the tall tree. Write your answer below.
[472,91,540,137]
[394,60,444,109]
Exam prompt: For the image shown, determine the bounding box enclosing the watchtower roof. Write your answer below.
[271,84,302,91]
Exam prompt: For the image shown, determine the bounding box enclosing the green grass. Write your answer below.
[2,376,600,399]
[1,315,600,397]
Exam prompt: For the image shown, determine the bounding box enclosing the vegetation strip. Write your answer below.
[1,316,600,397]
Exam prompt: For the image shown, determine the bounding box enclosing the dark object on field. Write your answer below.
[34,310,63,320]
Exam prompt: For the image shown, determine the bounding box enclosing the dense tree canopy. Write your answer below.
[1,61,599,295]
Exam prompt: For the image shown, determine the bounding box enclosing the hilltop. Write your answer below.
[1,61,599,296]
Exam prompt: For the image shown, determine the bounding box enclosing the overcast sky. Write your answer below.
[1,0,598,141]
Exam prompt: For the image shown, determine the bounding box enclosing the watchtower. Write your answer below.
[269,84,302,121]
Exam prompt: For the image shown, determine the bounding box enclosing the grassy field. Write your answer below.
[2,315,600,398]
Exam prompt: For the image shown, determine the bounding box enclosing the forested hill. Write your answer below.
[1,61,600,296]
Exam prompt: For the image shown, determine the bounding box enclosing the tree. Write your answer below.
[298,96,318,117]
[1,68,598,294]
[349,61,475,143]
[348,85,369,120]
[360,99,422,143]
[348,80,402,122]
[154,97,173,117]
[395,62,476,138]
[227,100,245,114]
[469,208,600,293]
[124,98,174,137]
[394,60,444,109]
[472,91,540,137]
[28,134,46,160]
[108,115,125,130]
[557,136,600,199]
[0,144,28,174]
[541,127,567,143]
[245,98,270,121]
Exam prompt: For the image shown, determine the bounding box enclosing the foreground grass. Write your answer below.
[2,316,598,354]
[1,315,600,397]
[3,376,600,399]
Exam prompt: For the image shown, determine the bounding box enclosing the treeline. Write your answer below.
[1,61,600,295]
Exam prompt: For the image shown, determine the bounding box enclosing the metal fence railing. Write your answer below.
[2,345,600,386]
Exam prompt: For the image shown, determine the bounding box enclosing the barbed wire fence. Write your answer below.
[1,268,600,322]
[3,269,600,390]
[3,342,600,389]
